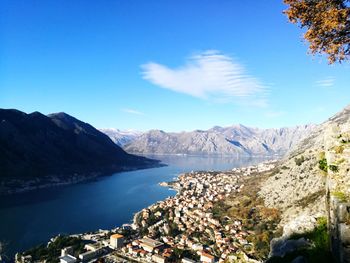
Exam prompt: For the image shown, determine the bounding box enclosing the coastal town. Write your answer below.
[15,160,278,263]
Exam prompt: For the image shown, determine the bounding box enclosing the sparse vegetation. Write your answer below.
[296,189,326,208]
[212,200,231,219]
[333,145,344,154]
[340,134,350,143]
[267,217,331,263]
[168,248,200,262]
[332,191,348,202]
[336,158,346,165]
[22,235,85,263]
[318,158,328,172]
[328,164,339,173]
[294,155,305,166]
[222,172,282,260]
[269,168,281,177]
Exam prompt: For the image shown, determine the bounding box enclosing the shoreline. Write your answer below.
[0,163,165,196]
[13,159,279,263]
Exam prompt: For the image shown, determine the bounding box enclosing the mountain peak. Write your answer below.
[0,108,159,184]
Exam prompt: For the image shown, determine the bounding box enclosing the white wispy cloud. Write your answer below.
[141,50,268,104]
[121,108,145,116]
[315,76,335,88]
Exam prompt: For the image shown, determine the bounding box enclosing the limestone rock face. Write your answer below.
[121,124,314,156]
[282,215,318,237]
[260,104,350,238]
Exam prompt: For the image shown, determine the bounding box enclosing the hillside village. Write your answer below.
[16,161,280,263]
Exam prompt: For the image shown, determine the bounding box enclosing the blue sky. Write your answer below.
[1,0,350,132]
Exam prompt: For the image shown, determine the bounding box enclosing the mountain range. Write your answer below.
[99,128,142,146]
[101,124,315,156]
[0,109,160,186]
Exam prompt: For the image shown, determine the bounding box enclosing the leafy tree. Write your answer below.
[284,0,350,63]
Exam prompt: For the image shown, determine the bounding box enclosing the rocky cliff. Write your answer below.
[258,105,350,262]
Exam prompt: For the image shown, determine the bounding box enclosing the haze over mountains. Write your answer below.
[101,124,315,156]
[0,109,159,183]
[99,128,143,147]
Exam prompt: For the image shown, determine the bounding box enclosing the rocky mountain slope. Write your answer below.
[121,124,314,156]
[257,105,350,261]
[0,109,160,192]
[259,106,350,228]
[98,128,142,146]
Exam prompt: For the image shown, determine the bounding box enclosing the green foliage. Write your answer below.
[294,156,305,166]
[135,212,143,226]
[23,235,85,262]
[332,191,348,202]
[328,164,339,173]
[117,228,137,239]
[318,158,328,172]
[267,217,332,263]
[168,248,200,262]
[146,213,159,226]
[168,222,181,237]
[212,200,230,219]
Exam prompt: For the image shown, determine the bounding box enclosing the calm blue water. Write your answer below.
[0,155,270,258]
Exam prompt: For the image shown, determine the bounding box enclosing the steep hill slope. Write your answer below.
[0,109,160,193]
[98,128,142,146]
[258,105,350,261]
[258,107,350,227]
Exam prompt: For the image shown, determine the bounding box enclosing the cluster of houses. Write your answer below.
[120,236,215,263]
[16,161,276,263]
[124,160,277,262]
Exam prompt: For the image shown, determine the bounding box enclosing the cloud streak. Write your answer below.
[141,50,268,104]
[315,76,335,88]
[121,108,145,116]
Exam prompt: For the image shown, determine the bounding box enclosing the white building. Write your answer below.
[139,237,164,253]
[110,234,124,249]
[78,251,96,262]
[152,254,166,263]
[59,255,77,263]
[61,246,74,257]
[200,252,215,263]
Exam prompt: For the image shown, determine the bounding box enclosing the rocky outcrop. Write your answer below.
[259,104,350,262]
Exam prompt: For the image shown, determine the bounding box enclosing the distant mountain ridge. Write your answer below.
[0,109,160,186]
[101,124,315,156]
[99,128,142,146]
